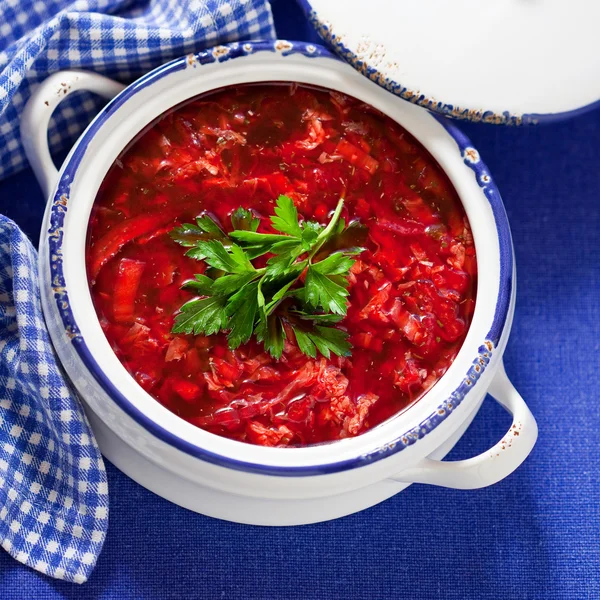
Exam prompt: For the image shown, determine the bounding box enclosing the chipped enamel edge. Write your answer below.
[46,40,513,476]
[303,10,523,126]
[298,4,600,126]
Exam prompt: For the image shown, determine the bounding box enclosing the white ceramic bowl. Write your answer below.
[22,40,537,525]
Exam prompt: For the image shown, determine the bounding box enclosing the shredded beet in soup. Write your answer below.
[86,83,477,447]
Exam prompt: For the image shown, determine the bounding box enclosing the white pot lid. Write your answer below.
[300,0,600,124]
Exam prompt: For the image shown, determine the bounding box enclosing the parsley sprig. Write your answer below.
[170,196,366,359]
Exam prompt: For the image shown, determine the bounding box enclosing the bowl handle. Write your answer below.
[20,69,125,199]
[392,362,537,489]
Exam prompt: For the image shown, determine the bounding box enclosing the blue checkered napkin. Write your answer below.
[0,215,108,584]
[0,0,275,180]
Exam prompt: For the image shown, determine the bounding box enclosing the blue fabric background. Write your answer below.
[1,2,599,597]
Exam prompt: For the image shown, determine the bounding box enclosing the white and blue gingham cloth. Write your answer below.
[0,0,275,583]
[0,0,275,180]
[0,216,108,583]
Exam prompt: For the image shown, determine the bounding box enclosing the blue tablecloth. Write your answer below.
[1,3,599,598]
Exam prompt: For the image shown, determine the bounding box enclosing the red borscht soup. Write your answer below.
[86,84,477,447]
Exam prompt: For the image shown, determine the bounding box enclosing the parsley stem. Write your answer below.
[308,198,344,261]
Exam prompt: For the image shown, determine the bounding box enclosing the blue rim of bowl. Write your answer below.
[48,40,513,476]
[297,0,600,126]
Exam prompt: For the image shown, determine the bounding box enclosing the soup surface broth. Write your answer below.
[86,83,477,447]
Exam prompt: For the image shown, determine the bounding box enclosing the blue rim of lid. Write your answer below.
[296,0,600,126]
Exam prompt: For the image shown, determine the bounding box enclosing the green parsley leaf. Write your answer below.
[243,245,278,260]
[229,230,290,244]
[195,240,255,274]
[170,215,228,248]
[172,296,228,335]
[265,252,306,280]
[229,243,256,272]
[291,311,344,324]
[328,273,350,289]
[181,274,215,295]
[255,313,286,359]
[306,325,351,358]
[212,272,258,295]
[292,328,317,358]
[269,237,303,255]
[225,281,260,348]
[301,221,322,250]
[270,195,303,237]
[292,324,351,359]
[304,266,349,314]
[264,254,292,279]
[229,230,291,258]
[311,252,355,276]
[196,214,226,236]
[230,207,260,232]
[184,246,208,261]
[170,223,207,248]
[265,270,305,311]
